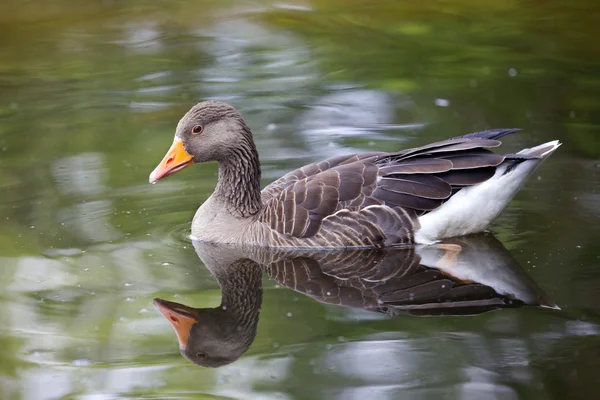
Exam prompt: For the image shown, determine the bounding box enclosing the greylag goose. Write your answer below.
[153,235,556,367]
[149,101,560,248]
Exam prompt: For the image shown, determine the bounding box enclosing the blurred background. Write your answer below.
[0,0,599,399]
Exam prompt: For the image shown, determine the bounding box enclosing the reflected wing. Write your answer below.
[263,249,518,315]
[259,231,553,316]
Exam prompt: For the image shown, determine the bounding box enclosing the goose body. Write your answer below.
[149,101,560,248]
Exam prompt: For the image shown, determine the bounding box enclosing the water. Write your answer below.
[0,1,599,399]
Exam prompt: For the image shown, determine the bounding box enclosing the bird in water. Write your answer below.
[149,101,560,248]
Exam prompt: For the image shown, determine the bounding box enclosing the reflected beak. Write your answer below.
[149,139,194,184]
[153,298,198,350]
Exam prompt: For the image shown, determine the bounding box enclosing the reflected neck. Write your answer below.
[215,259,263,331]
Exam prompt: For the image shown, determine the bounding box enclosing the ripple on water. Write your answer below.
[157,221,193,248]
[42,247,85,258]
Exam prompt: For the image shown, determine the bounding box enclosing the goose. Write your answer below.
[149,101,560,248]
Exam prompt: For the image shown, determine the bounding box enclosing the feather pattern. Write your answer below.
[255,128,558,247]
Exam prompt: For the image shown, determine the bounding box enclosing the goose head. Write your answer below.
[149,101,250,183]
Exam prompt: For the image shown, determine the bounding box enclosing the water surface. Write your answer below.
[1,1,599,399]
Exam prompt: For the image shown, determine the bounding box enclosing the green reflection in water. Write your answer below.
[0,0,599,399]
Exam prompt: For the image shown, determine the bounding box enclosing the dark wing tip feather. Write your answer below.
[434,167,496,186]
[439,150,506,169]
[379,174,452,200]
[372,187,443,211]
[455,128,522,141]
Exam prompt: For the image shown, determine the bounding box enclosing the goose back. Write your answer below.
[258,129,519,247]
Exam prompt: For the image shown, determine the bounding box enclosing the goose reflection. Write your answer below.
[154,233,556,367]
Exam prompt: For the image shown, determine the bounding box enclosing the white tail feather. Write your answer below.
[517,140,562,158]
[415,140,561,244]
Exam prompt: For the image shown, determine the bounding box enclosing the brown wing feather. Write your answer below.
[261,152,382,203]
[378,174,452,199]
[438,149,505,169]
[371,187,444,211]
[433,167,496,186]
[392,138,502,160]
[379,158,453,174]
[260,130,518,240]
[261,156,383,239]
[369,134,512,214]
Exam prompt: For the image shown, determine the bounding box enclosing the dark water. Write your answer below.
[1,1,599,399]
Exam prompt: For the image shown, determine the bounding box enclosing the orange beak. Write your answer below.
[149,139,194,184]
[153,298,198,350]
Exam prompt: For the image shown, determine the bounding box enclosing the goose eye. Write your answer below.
[192,125,203,134]
[196,352,207,359]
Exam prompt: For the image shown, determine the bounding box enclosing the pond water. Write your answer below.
[1,1,599,399]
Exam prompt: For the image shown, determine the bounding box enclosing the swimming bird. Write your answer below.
[149,101,560,247]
